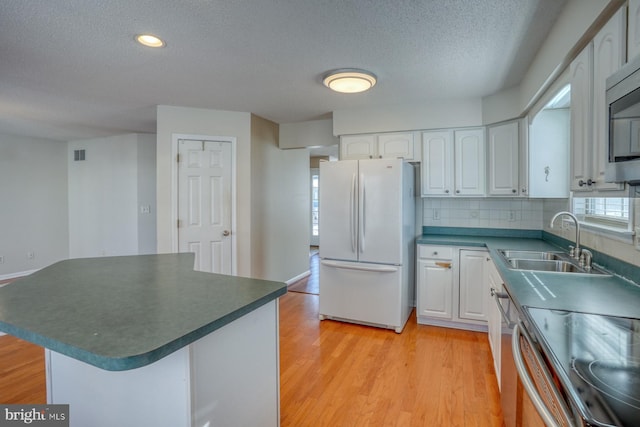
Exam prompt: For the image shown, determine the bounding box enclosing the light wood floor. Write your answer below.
[280,292,503,426]
[0,291,503,426]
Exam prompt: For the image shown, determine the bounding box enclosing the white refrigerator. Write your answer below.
[318,158,415,333]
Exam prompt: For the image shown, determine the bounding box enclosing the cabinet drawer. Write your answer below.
[418,245,453,259]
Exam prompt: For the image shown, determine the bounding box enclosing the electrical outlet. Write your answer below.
[27,251,34,260]
[433,209,440,220]
[508,210,516,222]
[0,256,4,264]
[140,205,151,214]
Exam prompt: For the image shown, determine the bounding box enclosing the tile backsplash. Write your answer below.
[422,198,543,229]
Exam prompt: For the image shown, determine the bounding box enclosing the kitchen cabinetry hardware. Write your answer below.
[435,261,451,269]
[222,230,230,236]
[491,288,515,329]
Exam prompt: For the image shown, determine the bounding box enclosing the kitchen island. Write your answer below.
[0,253,287,427]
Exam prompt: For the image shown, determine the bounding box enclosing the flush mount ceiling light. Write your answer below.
[135,34,166,48]
[323,69,377,93]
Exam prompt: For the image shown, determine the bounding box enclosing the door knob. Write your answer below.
[222,230,230,237]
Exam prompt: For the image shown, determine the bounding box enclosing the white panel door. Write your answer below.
[421,131,453,196]
[319,160,358,262]
[592,8,626,191]
[358,158,403,264]
[178,139,232,274]
[454,129,485,196]
[488,122,519,196]
[459,250,488,322]
[417,259,453,319]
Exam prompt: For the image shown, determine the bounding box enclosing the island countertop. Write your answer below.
[0,253,287,371]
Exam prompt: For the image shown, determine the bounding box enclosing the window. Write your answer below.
[572,196,632,232]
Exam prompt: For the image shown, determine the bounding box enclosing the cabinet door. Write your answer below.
[417,259,453,319]
[488,122,519,196]
[592,8,625,191]
[458,250,487,322]
[486,259,502,381]
[454,129,486,196]
[340,135,376,160]
[421,131,454,196]
[377,132,414,160]
[570,43,594,191]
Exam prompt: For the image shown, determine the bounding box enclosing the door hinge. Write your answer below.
[177,219,182,228]
[176,153,181,163]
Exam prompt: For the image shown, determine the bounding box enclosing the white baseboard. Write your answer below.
[286,270,310,285]
[0,269,37,283]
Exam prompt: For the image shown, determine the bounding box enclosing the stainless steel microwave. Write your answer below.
[606,54,640,185]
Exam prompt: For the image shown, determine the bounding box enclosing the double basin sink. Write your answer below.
[498,250,610,275]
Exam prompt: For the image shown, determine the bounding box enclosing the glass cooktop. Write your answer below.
[524,307,640,427]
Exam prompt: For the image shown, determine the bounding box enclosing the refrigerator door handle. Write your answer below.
[350,172,357,253]
[359,173,365,254]
[320,260,399,273]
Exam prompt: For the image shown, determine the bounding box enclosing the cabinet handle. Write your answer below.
[521,188,527,193]
[456,190,460,194]
[445,189,450,194]
[512,189,517,193]
[432,251,438,256]
[578,178,595,187]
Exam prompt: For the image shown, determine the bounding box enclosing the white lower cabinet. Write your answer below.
[416,245,488,330]
[416,245,454,319]
[486,258,502,383]
[458,250,489,322]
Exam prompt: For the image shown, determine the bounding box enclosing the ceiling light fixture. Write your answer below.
[135,34,166,48]
[323,69,377,93]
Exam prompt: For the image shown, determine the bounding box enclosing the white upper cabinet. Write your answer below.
[377,132,415,160]
[421,128,485,197]
[570,8,626,192]
[487,122,520,196]
[421,131,454,196]
[340,132,415,160]
[629,0,640,60]
[339,134,377,159]
[593,8,626,191]
[454,128,486,196]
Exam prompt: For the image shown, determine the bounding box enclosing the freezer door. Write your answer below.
[319,260,404,331]
[319,160,359,261]
[358,159,403,264]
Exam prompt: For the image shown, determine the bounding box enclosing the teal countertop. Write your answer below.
[0,254,287,371]
[418,229,640,319]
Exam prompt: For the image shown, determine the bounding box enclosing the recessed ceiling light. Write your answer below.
[135,34,166,48]
[323,69,377,93]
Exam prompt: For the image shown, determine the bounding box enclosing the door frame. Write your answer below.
[171,133,237,275]
[310,167,319,247]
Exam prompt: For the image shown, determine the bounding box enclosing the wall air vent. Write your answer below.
[74,149,86,161]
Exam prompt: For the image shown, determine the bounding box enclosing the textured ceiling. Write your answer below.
[0,0,567,141]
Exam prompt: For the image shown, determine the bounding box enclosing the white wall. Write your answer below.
[251,115,309,282]
[483,0,617,124]
[332,99,483,136]
[156,106,253,276]
[68,134,156,258]
[279,119,338,149]
[0,134,69,278]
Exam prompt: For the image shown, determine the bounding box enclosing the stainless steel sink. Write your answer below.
[508,259,582,272]
[498,250,563,261]
[497,249,610,276]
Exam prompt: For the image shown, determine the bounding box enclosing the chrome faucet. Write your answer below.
[550,211,580,259]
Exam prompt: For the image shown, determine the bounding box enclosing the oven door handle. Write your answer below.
[512,323,574,427]
[491,288,516,329]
